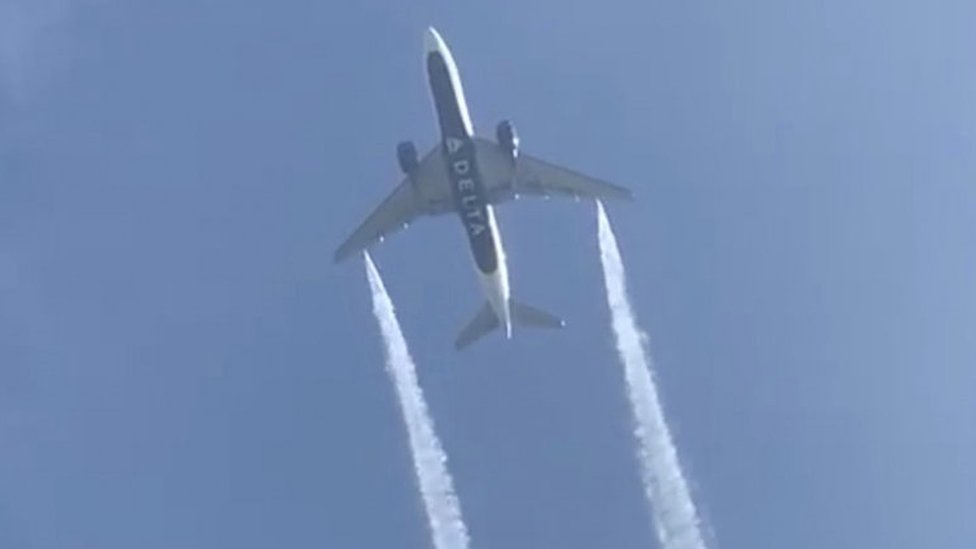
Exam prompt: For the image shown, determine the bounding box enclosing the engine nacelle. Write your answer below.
[496,120,519,161]
[397,141,419,175]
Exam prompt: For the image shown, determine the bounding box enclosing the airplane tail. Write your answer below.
[455,299,565,350]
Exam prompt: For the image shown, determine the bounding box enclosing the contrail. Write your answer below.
[596,202,708,549]
[363,253,471,549]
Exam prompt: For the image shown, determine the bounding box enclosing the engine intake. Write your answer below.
[496,120,519,160]
[397,141,419,175]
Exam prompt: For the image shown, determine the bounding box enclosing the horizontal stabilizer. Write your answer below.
[511,300,564,329]
[455,299,565,350]
[455,302,499,350]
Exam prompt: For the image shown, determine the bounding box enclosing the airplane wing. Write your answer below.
[474,137,633,204]
[334,146,454,262]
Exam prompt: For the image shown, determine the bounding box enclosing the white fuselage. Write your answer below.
[423,27,511,337]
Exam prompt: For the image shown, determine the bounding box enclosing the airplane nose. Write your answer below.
[424,26,444,55]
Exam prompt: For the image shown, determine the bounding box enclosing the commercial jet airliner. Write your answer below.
[335,27,632,349]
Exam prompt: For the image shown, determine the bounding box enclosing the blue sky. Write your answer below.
[2,1,974,547]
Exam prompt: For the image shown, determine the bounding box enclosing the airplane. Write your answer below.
[335,27,632,349]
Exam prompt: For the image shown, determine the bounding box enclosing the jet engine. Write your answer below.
[397,141,419,175]
[496,120,519,161]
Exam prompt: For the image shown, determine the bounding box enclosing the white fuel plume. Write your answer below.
[596,202,708,549]
[364,253,471,549]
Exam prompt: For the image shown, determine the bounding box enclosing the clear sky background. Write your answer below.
[2,1,974,548]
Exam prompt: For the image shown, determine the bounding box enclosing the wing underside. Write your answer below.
[334,146,452,262]
[335,139,631,262]
[474,137,632,204]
